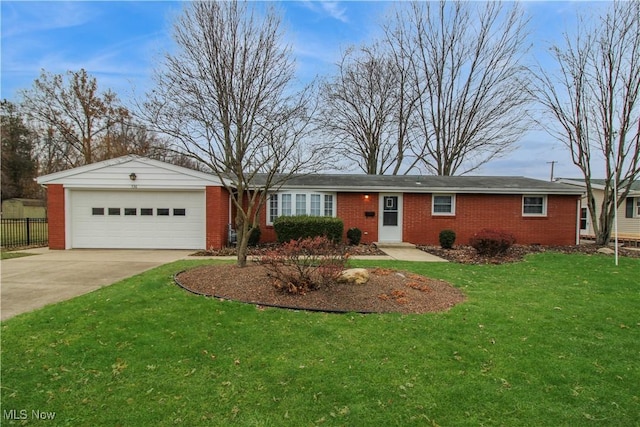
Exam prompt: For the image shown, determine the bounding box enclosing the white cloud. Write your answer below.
[1,2,95,38]
[320,1,349,23]
[301,0,349,23]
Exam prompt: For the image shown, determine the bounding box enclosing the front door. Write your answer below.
[378,193,403,242]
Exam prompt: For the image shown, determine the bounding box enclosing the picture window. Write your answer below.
[268,192,336,224]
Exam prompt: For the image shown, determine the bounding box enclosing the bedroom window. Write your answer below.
[523,195,547,216]
[432,194,455,215]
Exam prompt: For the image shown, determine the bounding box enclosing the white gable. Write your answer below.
[37,155,221,190]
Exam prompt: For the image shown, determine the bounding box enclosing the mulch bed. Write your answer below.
[191,244,386,257]
[418,244,640,264]
[175,264,465,314]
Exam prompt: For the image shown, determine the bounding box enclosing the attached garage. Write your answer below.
[68,190,205,249]
[38,155,229,250]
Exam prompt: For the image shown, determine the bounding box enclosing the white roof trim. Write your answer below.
[37,155,221,185]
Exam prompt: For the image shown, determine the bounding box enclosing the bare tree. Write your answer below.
[318,45,420,174]
[141,1,327,266]
[531,1,640,245]
[389,1,531,175]
[19,69,130,170]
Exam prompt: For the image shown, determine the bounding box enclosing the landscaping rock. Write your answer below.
[597,247,615,255]
[337,268,370,285]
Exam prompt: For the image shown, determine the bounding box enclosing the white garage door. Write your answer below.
[70,190,206,249]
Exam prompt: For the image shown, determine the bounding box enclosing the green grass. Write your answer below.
[0,251,35,260]
[1,254,639,426]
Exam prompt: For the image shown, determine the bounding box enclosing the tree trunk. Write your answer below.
[235,214,250,268]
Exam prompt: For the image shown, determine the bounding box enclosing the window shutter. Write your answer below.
[626,198,634,218]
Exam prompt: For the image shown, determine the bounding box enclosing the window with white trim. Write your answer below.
[281,194,292,216]
[268,192,336,224]
[295,194,306,215]
[523,195,547,216]
[432,194,455,215]
[270,195,279,222]
[324,195,333,217]
[310,194,321,216]
[624,197,640,217]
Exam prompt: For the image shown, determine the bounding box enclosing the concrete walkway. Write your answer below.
[371,242,448,262]
[1,248,192,321]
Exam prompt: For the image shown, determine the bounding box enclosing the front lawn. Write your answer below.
[0,251,36,260]
[1,253,638,426]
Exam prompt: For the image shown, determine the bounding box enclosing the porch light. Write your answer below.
[129,173,137,181]
[364,194,370,200]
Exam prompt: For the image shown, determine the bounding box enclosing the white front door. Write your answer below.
[378,193,403,242]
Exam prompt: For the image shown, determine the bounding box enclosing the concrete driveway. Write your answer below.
[1,248,192,321]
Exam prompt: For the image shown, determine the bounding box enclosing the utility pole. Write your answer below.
[546,161,557,182]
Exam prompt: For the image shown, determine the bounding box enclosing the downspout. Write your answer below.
[229,192,232,229]
[64,187,71,249]
[576,199,581,246]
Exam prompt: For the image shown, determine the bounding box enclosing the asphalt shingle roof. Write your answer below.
[260,174,584,194]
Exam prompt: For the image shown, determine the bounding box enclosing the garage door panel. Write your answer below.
[70,190,206,249]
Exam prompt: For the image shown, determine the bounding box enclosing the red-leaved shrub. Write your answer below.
[469,229,516,257]
[258,237,348,294]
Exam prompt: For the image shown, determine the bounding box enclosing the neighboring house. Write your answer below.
[37,155,584,250]
[1,198,47,219]
[558,178,640,239]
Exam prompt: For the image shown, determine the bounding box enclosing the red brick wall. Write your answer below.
[47,184,66,249]
[403,193,579,246]
[254,191,579,246]
[337,193,379,243]
[206,186,230,249]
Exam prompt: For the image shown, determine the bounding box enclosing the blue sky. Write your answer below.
[0,1,609,179]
